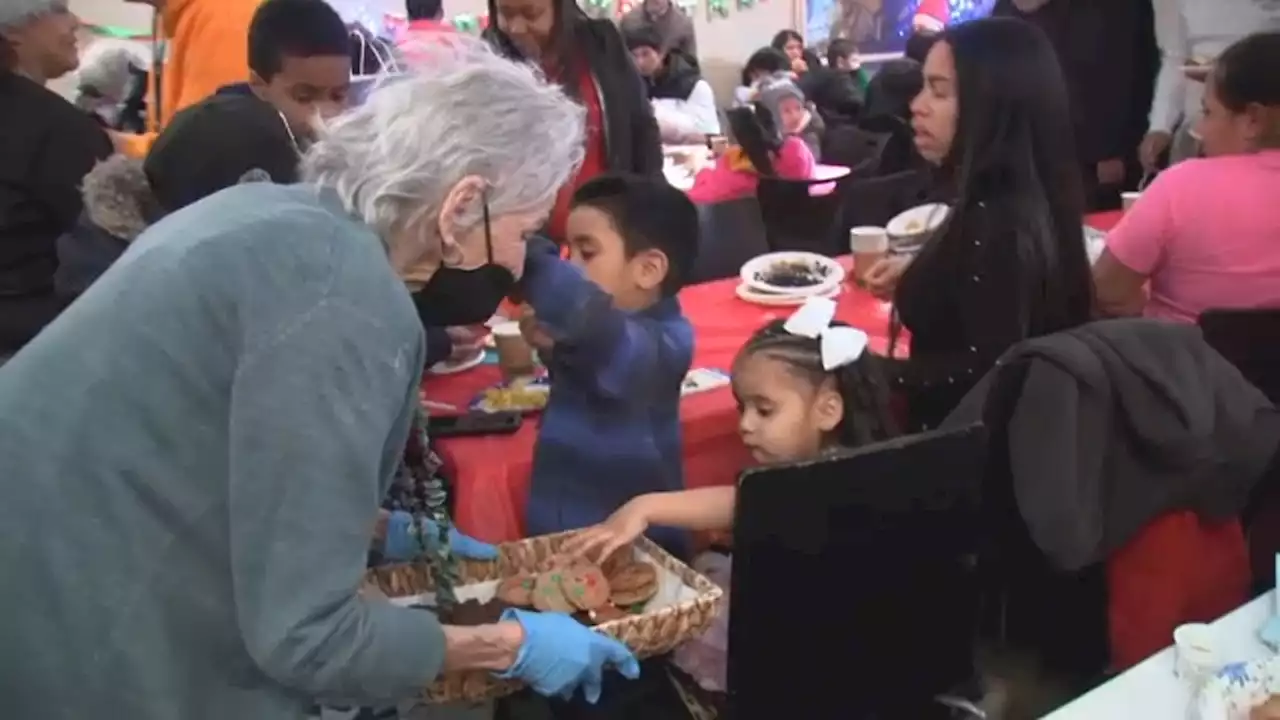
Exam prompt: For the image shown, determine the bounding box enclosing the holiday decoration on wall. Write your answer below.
[736,0,755,9]
[706,0,731,20]
[582,0,616,19]
[448,12,491,33]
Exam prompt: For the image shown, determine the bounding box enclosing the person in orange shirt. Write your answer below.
[114,0,262,157]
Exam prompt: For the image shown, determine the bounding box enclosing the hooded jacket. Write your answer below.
[54,157,155,304]
[943,318,1280,572]
[53,153,459,367]
[117,0,262,158]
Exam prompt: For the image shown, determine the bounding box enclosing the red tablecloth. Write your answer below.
[424,257,898,543]
[428,212,1121,543]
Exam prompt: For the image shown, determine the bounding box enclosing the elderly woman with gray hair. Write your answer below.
[0,0,112,358]
[0,38,638,719]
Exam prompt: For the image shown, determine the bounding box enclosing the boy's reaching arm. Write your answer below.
[519,236,690,400]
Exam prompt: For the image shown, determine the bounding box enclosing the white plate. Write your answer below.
[739,252,845,298]
[887,203,949,239]
[426,349,486,375]
[1196,656,1280,719]
[735,282,840,307]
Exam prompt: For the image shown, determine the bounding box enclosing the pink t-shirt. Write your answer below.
[1106,151,1280,323]
[685,136,817,205]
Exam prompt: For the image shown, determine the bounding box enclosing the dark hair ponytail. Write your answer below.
[737,320,898,448]
[1212,31,1280,148]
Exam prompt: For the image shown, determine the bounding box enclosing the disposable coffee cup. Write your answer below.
[850,226,889,284]
[1121,191,1141,212]
[491,321,535,381]
[1173,623,1220,691]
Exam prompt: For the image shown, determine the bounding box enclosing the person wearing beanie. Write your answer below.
[733,46,791,106]
[112,0,266,159]
[686,103,817,205]
[54,94,301,305]
[755,75,825,159]
[625,25,719,142]
[0,0,113,359]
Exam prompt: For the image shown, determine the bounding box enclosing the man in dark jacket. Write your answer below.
[625,26,720,143]
[993,0,1159,210]
[799,37,866,127]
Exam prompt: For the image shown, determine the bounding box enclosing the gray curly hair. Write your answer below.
[300,35,587,252]
[0,0,66,29]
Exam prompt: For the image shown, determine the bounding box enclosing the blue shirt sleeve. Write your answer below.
[519,236,685,402]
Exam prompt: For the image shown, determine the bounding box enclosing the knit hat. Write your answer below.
[913,0,948,32]
[0,0,62,28]
[143,94,301,215]
[754,76,806,123]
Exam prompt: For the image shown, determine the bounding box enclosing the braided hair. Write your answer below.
[736,319,898,448]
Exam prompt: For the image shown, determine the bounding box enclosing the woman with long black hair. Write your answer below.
[486,0,662,242]
[865,17,1094,432]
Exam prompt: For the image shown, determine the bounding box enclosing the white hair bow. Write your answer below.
[782,297,869,371]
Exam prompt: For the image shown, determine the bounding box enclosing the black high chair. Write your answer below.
[727,425,988,719]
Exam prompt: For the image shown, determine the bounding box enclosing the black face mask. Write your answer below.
[411,200,516,327]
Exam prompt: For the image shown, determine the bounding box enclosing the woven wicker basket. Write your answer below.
[364,531,725,704]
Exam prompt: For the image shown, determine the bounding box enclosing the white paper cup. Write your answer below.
[850,226,889,254]
[850,227,889,284]
[1173,623,1220,690]
[491,321,534,380]
[1121,191,1141,211]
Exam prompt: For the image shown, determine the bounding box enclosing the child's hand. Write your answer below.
[863,255,912,300]
[563,499,652,563]
[518,305,554,351]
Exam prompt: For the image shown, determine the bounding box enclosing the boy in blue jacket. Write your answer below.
[519,173,699,558]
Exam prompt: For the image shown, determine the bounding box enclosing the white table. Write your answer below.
[1042,592,1274,719]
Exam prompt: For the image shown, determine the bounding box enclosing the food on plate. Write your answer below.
[561,564,612,611]
[904,219,924,233]
[532,570,578,613]
[754,259,831,289]
[486,551,655,625]
[480,382,548,412]
[495,571,538,606]
[1251,696,1280,720]
[607,561,659,606]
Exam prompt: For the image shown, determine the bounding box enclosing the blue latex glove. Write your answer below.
[494,608,640,703]
[383,511,499,561]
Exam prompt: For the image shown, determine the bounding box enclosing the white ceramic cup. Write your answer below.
[850,226,889,284]
[1173,623,1220,690]
[1121,191,1142,211]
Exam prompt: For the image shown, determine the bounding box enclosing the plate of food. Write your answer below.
[1197,656,1280,719]
[739,252,844,298]
[734,280,840,307]
[470,376,550,414]
[887,203,949,253]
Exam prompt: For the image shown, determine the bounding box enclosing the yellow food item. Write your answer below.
[905,220,924,233]
[482,384,548,411]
